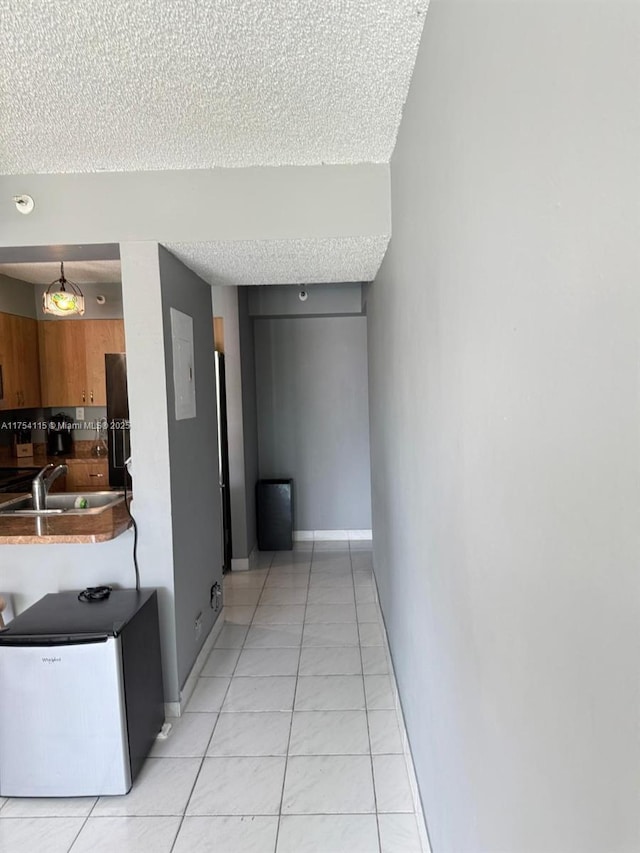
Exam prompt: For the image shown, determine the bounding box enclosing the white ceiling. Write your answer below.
[0,1,427,175]
[0,260,121,285]
[165,237,390,286]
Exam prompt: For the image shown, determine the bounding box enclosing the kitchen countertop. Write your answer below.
[0,493,132,545]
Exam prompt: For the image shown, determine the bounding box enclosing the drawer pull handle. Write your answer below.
[89,473,104,478]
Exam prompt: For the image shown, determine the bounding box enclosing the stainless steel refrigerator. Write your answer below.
[105,353,131,488]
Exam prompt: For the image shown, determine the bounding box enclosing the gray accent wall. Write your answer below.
[158,246,223,689]
[238,288,259,552]
[0,273,37,317]
[255,315,371,531]
[367,2,640,852]
[248,283,363,317]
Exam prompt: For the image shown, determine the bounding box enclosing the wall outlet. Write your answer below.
[75,407,85,421]
[210,582,222,611]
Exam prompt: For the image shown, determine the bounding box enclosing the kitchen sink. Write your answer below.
[0,492,125,517]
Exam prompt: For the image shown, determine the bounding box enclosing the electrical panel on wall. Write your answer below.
[170,308,196,420]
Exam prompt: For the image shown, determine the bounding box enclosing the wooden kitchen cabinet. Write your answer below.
[65,459,109,491]
[39,319,125,407]
[0,312,41,410]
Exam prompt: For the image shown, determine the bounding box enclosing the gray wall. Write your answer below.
[248,283,363,317]
[158,247,223,688]
[238,288,259,553]
[366,2,640,852]
[255,316,371,531]
[0,273,37,317]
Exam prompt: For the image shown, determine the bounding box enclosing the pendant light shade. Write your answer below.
[43,262,85,316]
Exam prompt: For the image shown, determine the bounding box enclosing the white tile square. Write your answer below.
[214,624,249,648]
[208,712,292,756]
[235,647,300,677]
[302,623,359,647]
[150,713,218,758]
[93,758,201,816]
[222,676,297,712]
[349,539,373,550]
[187,757,286,816]
[69,816,181,853]
[306,586,355,605]
[223,588,262,606]
[356,603,380,623]
[304,604,356,623]
[289,710,369,755]
[245,624,303,648]
[0,817,84,853]
[1,797,96,818]
[264,574,310,589]
[268,564,310,577]
[310,563,352,576]
[201,647,241,676]
[299,646,362,676]
[186,677,230,712]
[252,605,306,625]
[361,646,390,675]
[259,587,308,606]
[308,574,353,590]
[364,675,396,710]
[272,552,311,566]
[355,586,376,604]
[276,815,379,853]
[224,570,268,588]
[295,676,365,711]
[174,816,278,853]
[368,710,404,754]
[282,755,375,814]
[373,755,414,813]
[223,606,256,625]
[378,814,423,853]
[353,570,375,585]
[359,622,385,646]
[350,552,373,569]
[313,541,350,551]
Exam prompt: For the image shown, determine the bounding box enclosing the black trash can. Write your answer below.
[256,479,293,551]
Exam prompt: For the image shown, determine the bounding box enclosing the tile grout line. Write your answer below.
[351,541,383,853]
[273,542,312,853]
[168,555,274,853]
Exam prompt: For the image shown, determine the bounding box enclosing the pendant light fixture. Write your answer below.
[43,262,85,316]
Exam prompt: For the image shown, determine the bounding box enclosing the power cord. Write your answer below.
[78,586,112,603]
[122,457,140,593]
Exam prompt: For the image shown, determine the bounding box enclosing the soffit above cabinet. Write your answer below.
[0,1,428,174]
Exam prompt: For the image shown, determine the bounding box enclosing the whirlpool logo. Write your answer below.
[41,657,62,664]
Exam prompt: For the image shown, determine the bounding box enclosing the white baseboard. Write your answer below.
[231,543,259,572]
[293,529,372,541]
[164,609,225,718]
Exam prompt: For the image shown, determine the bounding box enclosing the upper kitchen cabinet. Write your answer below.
[0,312,41,410]
[39,319,125,407]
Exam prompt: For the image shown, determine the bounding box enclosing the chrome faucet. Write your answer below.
[32,464,68,511]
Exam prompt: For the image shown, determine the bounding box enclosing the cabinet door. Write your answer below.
[66,460,108,491]
[0,313,41,410]
[38,321,88,407]
[13,316,41,409]
[83,320,125,406]
[0,313,18,410]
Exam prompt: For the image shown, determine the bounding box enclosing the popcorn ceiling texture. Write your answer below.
[0,0,428,175]
[165,237,390,285]
[0,260,121,285]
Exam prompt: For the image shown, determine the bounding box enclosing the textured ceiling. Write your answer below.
[0,1,427,175]
[165,237,390,285]
[0,260,121,285]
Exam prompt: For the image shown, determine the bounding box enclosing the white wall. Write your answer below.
[367,1,640,851]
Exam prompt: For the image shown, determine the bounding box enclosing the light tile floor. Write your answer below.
[0,542,425,853]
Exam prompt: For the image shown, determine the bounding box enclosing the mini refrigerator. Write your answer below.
[0,589,164,797]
